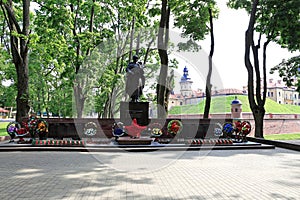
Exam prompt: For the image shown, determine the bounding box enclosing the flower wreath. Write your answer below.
[234,120,243,134]
[7,121,21,139]
[22,115,38,138]
[167,120,183,136]
[112,122,126,137]
[148,123,163,137]
[84,122,98,137]
[240,121,251,136]
[36,119,49,134]
[222,122,235,137]
[214,123,223,137]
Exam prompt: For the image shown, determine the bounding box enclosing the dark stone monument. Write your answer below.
[120,101,149,126]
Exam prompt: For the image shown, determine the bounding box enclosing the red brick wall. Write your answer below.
[247,119,300,136]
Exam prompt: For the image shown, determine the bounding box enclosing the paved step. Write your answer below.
[0,142,274,152]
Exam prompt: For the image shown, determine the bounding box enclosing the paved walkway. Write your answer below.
[0,148,299,200]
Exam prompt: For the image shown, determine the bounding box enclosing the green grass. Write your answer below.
[0,122,9,136]
[169,95,300,114]
[264,133,300,140]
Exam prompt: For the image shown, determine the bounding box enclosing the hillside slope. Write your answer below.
[168,95,300,114]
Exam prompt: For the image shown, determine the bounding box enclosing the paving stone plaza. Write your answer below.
[0,148,299,199]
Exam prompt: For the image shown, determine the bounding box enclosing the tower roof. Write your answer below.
[180,66,191,82]
[231,96,242,105]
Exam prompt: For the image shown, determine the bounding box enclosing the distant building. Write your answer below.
[266,79,300,106]
[241,78,300,106]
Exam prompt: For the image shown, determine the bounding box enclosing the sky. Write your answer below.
[171,0,298,93]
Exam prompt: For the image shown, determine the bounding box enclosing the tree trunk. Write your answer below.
[245,0,265,138]
[129,16,135,60]
[203,8,214,119]
[157,0,170,118]
[164,69,174,112]
[252,106,265,138]
[203,57,212,119]
[74,85,85,118]
[15,61,30,122]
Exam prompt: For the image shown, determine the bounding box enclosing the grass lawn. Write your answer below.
[0,122,9,136]
[264,133,300,140]
[169,95,300,114]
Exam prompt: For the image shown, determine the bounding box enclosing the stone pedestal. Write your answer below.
[120,102,149,126]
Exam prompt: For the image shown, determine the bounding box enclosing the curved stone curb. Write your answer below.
[0,143,274,152]
[247,137,300,152]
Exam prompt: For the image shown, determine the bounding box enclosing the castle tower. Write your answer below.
[180,66,193,97]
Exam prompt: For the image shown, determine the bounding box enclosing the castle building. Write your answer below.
[266,79,300,106]
[180,66,193,97]
[168,66,245,110]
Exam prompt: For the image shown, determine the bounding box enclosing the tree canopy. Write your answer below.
[0,0,298,122]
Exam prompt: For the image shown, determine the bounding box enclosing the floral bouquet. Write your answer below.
[167,120,183,136]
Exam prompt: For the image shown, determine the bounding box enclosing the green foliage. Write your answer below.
[0,122,9,136]
[228,0,300,51]
[171,0,219,42]
[177,39,201,52]
[0,0,218,118]
[0,84,16,108]
[30,0,121,117]
[227,0,252,12]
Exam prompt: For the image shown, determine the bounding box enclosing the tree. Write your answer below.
[228,0,300,137]
[33,0,115,118]
[156,0,170,118]
[0,14,17,112]
[171,0,219,119]
[1,0,31,123]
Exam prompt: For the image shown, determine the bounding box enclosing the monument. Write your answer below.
[121,55,149,126]
[125,55,145,102]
